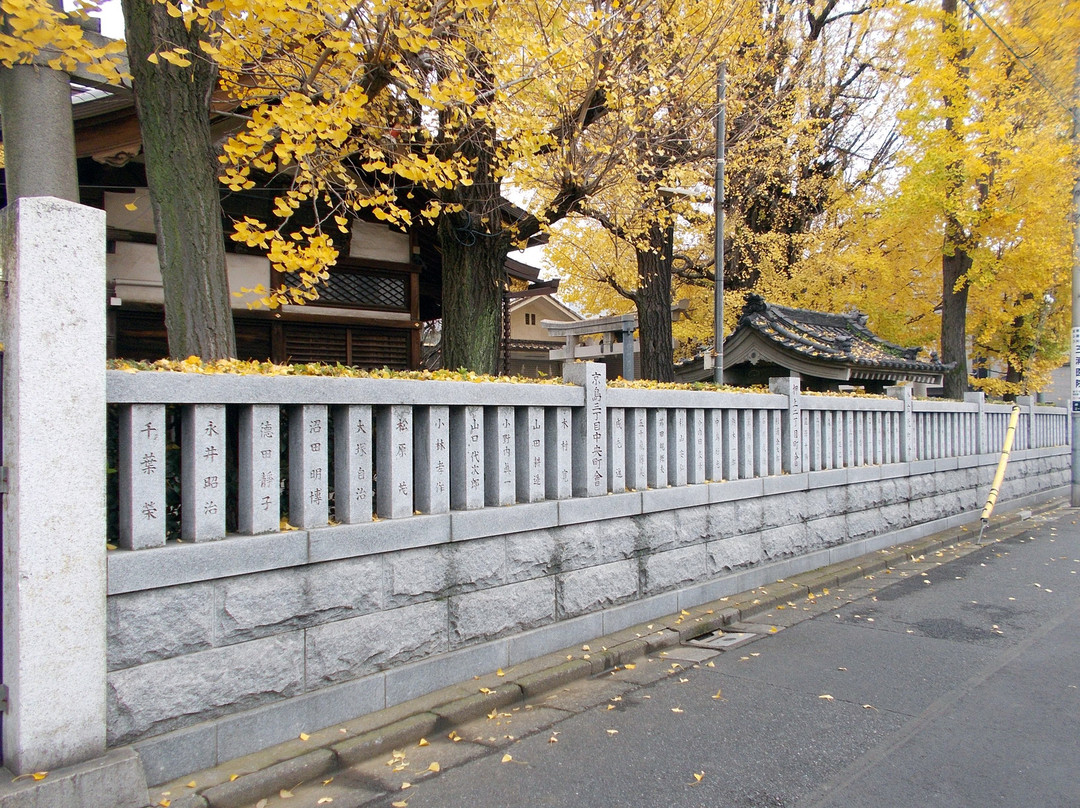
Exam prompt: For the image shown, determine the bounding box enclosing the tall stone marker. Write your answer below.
[0,198,108,773]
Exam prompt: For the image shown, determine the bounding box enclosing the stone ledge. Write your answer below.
[0,749,148,808]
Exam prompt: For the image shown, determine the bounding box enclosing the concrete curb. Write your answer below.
[149,498,1064,808]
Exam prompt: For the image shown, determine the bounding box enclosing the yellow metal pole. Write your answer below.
[978,403,1021,541]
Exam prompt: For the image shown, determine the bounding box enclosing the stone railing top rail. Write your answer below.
[105,371,584,407]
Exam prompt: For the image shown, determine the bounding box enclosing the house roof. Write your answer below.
[725,294,949,384]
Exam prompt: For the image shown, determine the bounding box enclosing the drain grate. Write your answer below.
[686,630,759,651]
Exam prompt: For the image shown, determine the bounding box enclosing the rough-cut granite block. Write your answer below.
[555,518,638,571]
[107,633,304,745]
[558,559,640,617]
[644,544,708,595]
[108,582,215,670]
[449,578,556,647]
[305,601,448,686]
[215,556,384,643]
[504,528,558,582]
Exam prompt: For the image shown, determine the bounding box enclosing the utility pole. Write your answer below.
[1071,46,1080,507]
[713,62,726,386]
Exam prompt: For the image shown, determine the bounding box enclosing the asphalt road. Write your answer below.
[255,506,1080,808]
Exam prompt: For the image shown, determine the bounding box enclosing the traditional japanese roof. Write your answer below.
[724,294,949,385]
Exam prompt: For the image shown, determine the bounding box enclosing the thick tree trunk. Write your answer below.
[941,246,971,399]
[635,223,675,382]
[939,0,970,400]
[121,0,235,359]
[438,217,505,374]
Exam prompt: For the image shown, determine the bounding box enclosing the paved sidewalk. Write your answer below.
[154,498,1078,808]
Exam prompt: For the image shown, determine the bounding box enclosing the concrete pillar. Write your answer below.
[625,408,648,490]
[516,407,546,503]
[376,404,413,518]
[769,376,803,475]
[963,391,986,455]
[289,404,329,527]
[181,404,227,540]
[0,67,79,204]
[564,362,607,497]
[484,406,515,506]
[414,405,449,514]
[239,404,282,534]
[333,404,374,522]
[607,407,626,494]
[0,198,106,772]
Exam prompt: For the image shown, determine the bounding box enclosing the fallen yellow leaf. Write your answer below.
[501,754,513,763]
[280,788,294,799]
[448,731,461,742]
[606,729,618,735]
[694,771,705,782]
[712,689,723,700]
[125,202,138,211]
[229,774,240,782]
[671,707,684,714]
[157,801,170,808]
[418,738,429,747]
[479,687,493,694]
[392,802,408,808]
[705,661,715,668]
[322,778,334,785]
[299,733,310,741]
[624,664,636,670]
[606,704,615,710]
[819,694,834,701]
[427,762,440,773]
[496,668,505,677]
[401,782,411,790]
[317,798,333,805]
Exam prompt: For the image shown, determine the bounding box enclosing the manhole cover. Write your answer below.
[686,630,759,651]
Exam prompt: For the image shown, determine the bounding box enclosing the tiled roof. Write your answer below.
[736,294,949,374]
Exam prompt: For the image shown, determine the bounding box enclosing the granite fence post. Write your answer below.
[963,391,987,456]
[0,198,108,772]
[563,362,607,496]
[769,376,803,474]
[887,386,915,462]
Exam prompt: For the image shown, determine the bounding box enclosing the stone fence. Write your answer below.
[103,365,1071,785]
[3,198,1069,807]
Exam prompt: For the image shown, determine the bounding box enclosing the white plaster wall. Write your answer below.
[108,243,271,309]
[349,219,411,263]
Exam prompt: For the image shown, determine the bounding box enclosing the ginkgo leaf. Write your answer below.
[392,802,408,808]
[317,799,333,805]
[693,772,705,782]
[671,707,684,714]
[479,687,493,694]
[606,729,618,735]
[299,733,310,741]
[496,669,505,677]
[418,738,429,747]
[427,762,440,773]
[712,689,723,700]
[186,781,196,788]
[280,788,294,799]
[624,664,636,670]
[401,782,411,790]
[819,694,835,701]
[229,774,240,782]
[501,754,513,763]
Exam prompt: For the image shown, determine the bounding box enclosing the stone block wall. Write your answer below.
[106,448,1069,784]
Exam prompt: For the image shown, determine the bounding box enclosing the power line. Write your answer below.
[958,0,1072,114]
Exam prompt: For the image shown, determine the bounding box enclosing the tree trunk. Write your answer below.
[635,222,675,382]
[438,217,505,374]
[941,246,971,399]
[121,0,236,359]
[939,0,969,400]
